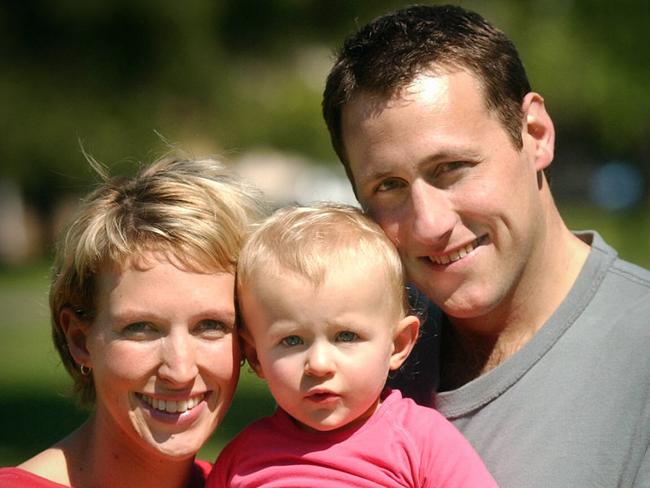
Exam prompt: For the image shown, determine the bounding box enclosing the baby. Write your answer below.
[208,203,497,487]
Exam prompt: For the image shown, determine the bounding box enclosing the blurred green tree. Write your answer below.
[0,0,647,259]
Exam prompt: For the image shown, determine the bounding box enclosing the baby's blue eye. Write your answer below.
[336,331,358,342]
[281,335,303,347]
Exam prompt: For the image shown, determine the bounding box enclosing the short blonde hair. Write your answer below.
[237,202,407,317]
[50,154,268,404]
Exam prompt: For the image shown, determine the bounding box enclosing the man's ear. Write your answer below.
[522,91,555,172]
[389,315,420,371]
[59,307,92,368]
[240,328,265,379]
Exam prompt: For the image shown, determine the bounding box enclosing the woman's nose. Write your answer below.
[158,330,199,385]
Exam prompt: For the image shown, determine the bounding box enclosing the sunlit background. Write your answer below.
[1,0,648,466]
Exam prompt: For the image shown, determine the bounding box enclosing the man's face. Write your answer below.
[342,70,549,331]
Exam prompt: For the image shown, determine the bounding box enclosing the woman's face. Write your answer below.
[80,253,240,459]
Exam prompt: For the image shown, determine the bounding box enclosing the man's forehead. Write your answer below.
[346,71,501,147]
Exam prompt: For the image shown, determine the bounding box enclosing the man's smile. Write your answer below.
[425,236,487,265]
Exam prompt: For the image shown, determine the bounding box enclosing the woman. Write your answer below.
[0,155,267,487]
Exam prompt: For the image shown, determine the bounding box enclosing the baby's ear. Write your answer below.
[240,328,265,379]
[60,307,92,368]
[389,315,420,371]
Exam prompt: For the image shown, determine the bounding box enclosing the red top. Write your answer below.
[0,460,212,487]
[0,468,66,488]
[209,389,497,487]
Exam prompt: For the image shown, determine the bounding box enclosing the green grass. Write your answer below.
[0,204,647,466]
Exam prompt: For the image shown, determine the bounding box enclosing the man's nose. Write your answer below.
[410,179,457,247]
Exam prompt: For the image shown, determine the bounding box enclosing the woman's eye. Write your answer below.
[195,319,229,338]
[336,331,358,342]
[122,322,157,338]
[281,335,303,347]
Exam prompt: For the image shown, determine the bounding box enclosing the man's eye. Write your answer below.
[439,161,466,173]
[195,319,229,338]
[432,161,472,180]
[281,335,303,347]
[375,178,405,193]
[336,331,358,342]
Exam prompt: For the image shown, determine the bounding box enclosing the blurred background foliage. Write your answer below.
[1,0,649,256]
[0,0,648,467]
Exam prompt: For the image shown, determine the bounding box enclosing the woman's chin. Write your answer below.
[128,398,217,460]
[136,423,210,460]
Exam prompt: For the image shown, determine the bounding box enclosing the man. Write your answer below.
[322,5,650,487]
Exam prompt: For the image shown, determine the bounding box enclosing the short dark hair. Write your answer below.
[323,4,531,179]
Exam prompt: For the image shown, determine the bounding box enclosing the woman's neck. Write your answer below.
[56,416,198,488]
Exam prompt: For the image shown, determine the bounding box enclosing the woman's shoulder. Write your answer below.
[0,465,68,487]
[8,447,70,487]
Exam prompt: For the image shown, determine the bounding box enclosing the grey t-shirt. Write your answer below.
[394,232,650,487]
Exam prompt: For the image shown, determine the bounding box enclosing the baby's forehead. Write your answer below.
[241,258,401,312]
[246,252,390,287]
[240,261,403,330]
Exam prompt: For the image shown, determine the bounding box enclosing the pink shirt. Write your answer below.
[209,389,497,487]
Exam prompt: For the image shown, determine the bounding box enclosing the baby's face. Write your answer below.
[241,262,401,432]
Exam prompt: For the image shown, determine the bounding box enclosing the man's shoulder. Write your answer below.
[609,255,650,286]
[579,230,650,295]
[578,232,650,348]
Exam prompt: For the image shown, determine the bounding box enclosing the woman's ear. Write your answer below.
[522,91,555,171]
[389,315,420,371]
[240,328,265,379]
[59,307,92,368]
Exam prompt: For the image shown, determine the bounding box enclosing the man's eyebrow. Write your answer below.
[419,147,482,163]
[359,167,395,182]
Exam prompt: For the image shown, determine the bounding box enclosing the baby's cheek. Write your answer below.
[266,358,300,389]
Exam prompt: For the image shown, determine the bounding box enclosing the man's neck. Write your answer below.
[438,317,540,391]
[439,224,591,391]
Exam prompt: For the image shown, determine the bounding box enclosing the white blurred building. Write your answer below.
[233,149,358,208]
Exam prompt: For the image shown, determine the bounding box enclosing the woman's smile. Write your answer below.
[134,392,213,427]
